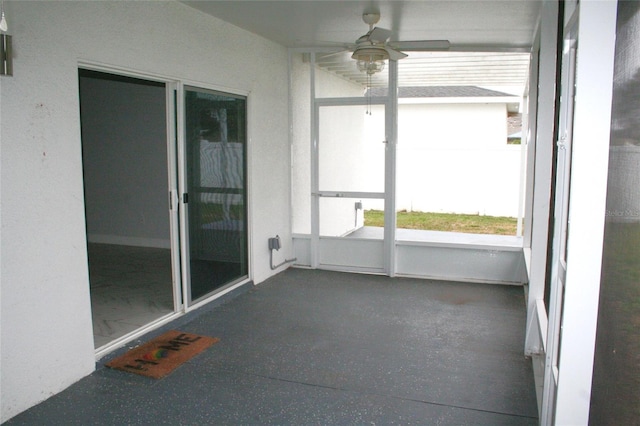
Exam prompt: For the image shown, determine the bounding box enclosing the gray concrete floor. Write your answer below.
[7,268,538,425]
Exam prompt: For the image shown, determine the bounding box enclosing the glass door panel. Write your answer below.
[183,86,248,304]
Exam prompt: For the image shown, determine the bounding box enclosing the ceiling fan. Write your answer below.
[348,12,450,75]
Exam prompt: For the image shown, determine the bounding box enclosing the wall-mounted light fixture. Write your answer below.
[0,0,7,32]
[0,0,11,77]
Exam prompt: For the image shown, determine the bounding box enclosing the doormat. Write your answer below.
[106,330,219,379]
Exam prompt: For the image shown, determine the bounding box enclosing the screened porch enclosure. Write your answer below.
[291,50,530,283]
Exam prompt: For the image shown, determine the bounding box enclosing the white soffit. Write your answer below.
[181,1,542,50]
[182,1,538,92]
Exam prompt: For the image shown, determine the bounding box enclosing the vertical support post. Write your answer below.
[309,52,319,269]
[384,60,398,277]
[554,1,617,423]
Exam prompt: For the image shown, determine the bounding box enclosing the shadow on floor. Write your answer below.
[8,268,538,425]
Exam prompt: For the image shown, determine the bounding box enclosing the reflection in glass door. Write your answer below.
[183,87,248,304]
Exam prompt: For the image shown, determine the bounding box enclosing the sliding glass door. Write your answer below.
[181,86,248,304]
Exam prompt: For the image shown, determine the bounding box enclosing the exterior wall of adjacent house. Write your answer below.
[0,1,289,422]
[366,100,522,217]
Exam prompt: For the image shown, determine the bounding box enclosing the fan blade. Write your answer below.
[384,46,408,61]
[368,27,393,43]
[315,50,353,64]
[388,40,450,51]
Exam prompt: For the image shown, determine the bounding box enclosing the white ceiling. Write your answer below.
[182,1,542,50]
[182,1,542,91]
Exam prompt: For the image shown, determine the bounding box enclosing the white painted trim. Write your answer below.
[245,90,255,287]
[523,247,532,275]
[78,60,250,98]
[516,92,529,237]
[177,84,252,309]
[94,276,252,359]
[396,244,526,285]
[553,1,617,423]
[312,93,388,272]
[310,52,319,269]
[77,62,187,355]
[522,35,539,250]
[287,49,296,270]
[395,238,522,251]
[165,81,184,314]
[316,264,385,275]
[95,311,181,360]
[78,61,174,84]
[185,277,252,313]
[293,232,526,284]
[524,0,559,357]
[535,299,549,354]
[316,191,385,198]
[384,60,398,277]
[176,81,192,306]
[394,273,523,287]
[541,19,578,423]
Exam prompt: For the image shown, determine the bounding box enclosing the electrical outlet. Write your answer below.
[268,236,281,251]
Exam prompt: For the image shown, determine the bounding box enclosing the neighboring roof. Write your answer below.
[368,86,515,98]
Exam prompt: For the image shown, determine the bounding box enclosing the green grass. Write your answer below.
[199,203,244,223]
[364,210,518,235]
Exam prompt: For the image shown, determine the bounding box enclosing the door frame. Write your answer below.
[312,98,387,274]
[176,82,252,310]
[540,19,578,423]
[310,57,399,276]
[79,62,253,358]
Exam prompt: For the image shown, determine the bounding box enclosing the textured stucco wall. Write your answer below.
[0,1,289,421]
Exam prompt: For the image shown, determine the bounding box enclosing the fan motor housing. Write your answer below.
[362,13,380,26]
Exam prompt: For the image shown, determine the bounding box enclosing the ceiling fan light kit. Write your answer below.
[347,12,447,77]
[352,46,388,75]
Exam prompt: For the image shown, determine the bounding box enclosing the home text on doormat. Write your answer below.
[106,330,219,379]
